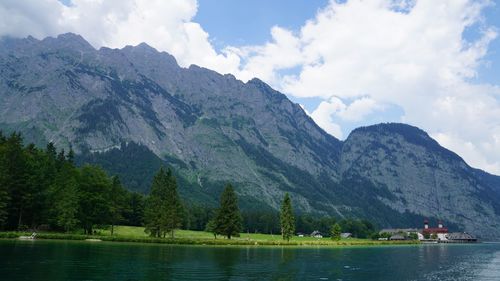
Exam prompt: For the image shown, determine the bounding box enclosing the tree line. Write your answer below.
[0,132,145,233]
[0,131,379,240]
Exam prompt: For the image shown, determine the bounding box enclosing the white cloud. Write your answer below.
[0,0,241,75]
[310,98,345,138]
[309,96,383,138]
[232,0,500,174]
[226,26,304,84]
[0,0,63,38]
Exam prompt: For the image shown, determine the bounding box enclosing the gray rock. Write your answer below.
[1,34,499,239]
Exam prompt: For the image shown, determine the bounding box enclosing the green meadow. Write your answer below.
[0,226,418,247]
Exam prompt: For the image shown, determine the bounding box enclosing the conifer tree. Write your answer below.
[205,219,218,239]
[77,165,112,234]
[280,193,295,241]
[215,184,242,239]
[4,133,29,229]
[144,167,166,237]
[124,192,145,226]
[0,131,141,232]
[0,135,9,227]
[45,142,57,160]
[49,162,79,232]
[66,145,75,164]
[331,223,341,241]
[109,176,127,235]
[162,169,183,238]
[144,167,183,238]
[0,184,8,228]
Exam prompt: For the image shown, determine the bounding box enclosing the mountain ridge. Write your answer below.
[1,33,500,238]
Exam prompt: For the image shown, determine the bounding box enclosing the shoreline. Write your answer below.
[0,231,420,247]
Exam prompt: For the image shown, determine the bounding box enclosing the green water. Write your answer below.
[1,240,499,280]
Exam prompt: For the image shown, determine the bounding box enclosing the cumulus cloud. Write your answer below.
[0,0,241,74]
[232,0,500,174]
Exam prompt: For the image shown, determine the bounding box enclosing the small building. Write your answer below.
[389,234,406,240]
[297,232,305,237]
[341,233,352,239]
[311,230,323,238]
[445,232,477,243]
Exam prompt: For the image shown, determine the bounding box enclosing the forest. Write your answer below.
[0,131,377,238]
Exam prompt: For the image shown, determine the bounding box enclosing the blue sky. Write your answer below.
[194,0,331,121]
[196,0,500,139]
[473,2,500,85]
[195,0,329,47]
[196,0,500,87]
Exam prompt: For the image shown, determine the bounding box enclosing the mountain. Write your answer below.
[1,33,499,238]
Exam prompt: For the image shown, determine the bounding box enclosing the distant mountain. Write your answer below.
[1,33,499,238]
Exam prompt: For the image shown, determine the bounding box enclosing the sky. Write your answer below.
[1,0,500,175]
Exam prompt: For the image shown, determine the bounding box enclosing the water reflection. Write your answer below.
[1,240,500,281]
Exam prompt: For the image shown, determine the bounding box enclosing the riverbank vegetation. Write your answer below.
[0,131,413,246]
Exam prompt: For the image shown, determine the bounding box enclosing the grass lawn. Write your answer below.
[94,225,414,246]
[0,225,419,246]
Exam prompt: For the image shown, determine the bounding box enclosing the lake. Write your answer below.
[0,240,499,280]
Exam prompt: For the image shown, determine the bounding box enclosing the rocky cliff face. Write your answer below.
[0,33,341,214]
[341,124,500,238]
[1,33,499,238]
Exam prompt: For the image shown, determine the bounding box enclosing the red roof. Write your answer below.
[422,228,448,234]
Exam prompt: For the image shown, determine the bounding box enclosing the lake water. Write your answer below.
[1,240,500,280]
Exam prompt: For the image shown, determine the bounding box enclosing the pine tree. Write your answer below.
[144,168,183,238]
[215,184,242,239]
[162,169,183,238]
[280,193,295,241]
[331,223,341,241]
[205,219,218,239]
[77,165,112,234]
[45,142,57,160]
[0,137,9,227]
[4,133,29,229]
[124,192,145,226]
[66,146,75,164]
[56,149,66,170]
[144,167,168,238]
[109,176,127,235]
[49,163,80,232]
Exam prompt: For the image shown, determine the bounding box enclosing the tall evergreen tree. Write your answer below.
[144,168,183,238]
[45,142,57,161]
[162,169,183,238]
[215,184,242,239]
[49,162,80,232]
[205,219,218,239]
[77,165,112,234]
[3,133,29,229]
[144,168,166,237]
[124,192,145,226]
[109,176,127,235]
[331,223,342,241]
[280,193,295,241]
[66,145,75,164]
[0,180,8,228]
[24,145,50,227]
[0,134,9,227]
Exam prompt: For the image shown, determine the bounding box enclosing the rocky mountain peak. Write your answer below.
[1,33,500,238]
[44,32,95,51]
